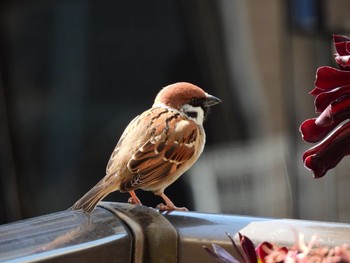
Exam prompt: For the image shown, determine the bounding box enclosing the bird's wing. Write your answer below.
[105,114,140,175]
[118,108,200,191]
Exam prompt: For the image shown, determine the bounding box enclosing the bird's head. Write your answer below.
[153,82,221,125]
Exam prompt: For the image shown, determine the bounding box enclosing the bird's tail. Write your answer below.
[72,178,118,213]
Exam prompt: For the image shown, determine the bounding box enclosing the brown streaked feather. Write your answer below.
[106,115,140,174]
[72,177,118,213]
[119,109,199,191]
[74,107,201,212]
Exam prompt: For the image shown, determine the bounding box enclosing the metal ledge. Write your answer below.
[164,212,350,262]
[0,207,132,262]
[100,202,178,263]
[1,202,350,262]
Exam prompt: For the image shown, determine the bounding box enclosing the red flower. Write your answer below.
[256,242,288,263]
[204,231,350,263]
[300,35,350,178]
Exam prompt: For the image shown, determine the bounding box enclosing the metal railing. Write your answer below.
[1,202,350,262]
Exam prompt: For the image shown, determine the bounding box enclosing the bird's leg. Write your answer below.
[156,193,188,211]
[128,190,142,205]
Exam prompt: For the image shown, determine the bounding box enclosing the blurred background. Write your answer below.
[1,0,350,224]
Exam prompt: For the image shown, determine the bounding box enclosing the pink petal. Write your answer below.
[315,95,350,126]
[333,34,350,43]
[256,242,273,263]
[300,118,343,143]
[334,34,350,56]
[315,66,350,90]
[315,84,350,112]
[303,121,350,178]
[309,87,324,97]
[335,55,350,68]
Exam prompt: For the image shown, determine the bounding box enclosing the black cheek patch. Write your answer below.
[186,111,198,119]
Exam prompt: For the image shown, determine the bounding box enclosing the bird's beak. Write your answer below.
[204,94,222,107]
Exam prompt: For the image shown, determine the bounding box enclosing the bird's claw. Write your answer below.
[128,197,142,205]
[156,203,189,212]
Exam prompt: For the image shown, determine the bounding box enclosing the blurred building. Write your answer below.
[1,0,350,224]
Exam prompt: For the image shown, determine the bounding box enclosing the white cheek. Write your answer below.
[181,104,204,125]
[195,108,204,125]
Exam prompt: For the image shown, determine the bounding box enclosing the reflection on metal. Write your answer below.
[101,202,178,263]
[0,207,132,262]
[1,202,350,262]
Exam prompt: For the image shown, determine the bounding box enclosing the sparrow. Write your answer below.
[72,82,221,213]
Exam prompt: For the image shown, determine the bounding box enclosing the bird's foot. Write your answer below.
[128,197,142,205]
[156,203,188,212]
[128,190,142,205]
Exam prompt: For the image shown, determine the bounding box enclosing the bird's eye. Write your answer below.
[190,98,201,106]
